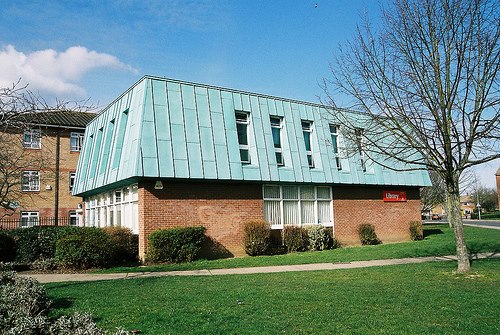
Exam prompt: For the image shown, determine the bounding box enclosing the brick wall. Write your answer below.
[138,180,264,259]
[333,186,421,245]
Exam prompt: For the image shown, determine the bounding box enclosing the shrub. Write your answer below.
[49,312,105,335]
[358,224,382,245]
[103,227,139,264]
[243,221,271,256]
[305,225,334,251]
[55,227,111,269]
[30,258,58,272]
[0,232,16,262]
[283,226,308,252]
[146,226,206,263]
[409,221,424,241]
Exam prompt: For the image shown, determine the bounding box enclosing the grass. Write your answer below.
[46,259,500,335]
[94,224,500,273]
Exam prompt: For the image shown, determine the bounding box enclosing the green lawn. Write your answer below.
[46,259,500,335]
[95,224,500,273]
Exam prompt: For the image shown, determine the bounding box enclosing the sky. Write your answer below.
[0,0,498,189]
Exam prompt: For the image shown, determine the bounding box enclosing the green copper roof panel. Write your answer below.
[73,75,431,196]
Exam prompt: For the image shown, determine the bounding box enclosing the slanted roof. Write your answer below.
[74,75,432,196]
[496,166,500,176]
[20,111,96,129]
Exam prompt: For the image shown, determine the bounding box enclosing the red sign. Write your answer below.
[383,191,407,202]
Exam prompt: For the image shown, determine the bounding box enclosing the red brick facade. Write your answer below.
[137,180,422,259]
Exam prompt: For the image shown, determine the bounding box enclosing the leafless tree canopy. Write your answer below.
[324,0,499,272]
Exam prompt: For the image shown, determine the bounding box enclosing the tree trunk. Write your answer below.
[446,184,470,273]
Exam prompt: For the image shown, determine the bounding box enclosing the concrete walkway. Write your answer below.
[21,252,499,283]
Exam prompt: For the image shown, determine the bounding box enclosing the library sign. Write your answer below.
[383,191,407,202]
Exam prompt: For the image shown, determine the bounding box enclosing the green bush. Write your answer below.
[55,227,111,269]
[283,226,308,252]
[146,226,206,263]
[409,221,424,241]
[103,227,139,264]
[358,224,382,245]
[0,232,16,262]
[243,221,271,256]
[305,225,335,251]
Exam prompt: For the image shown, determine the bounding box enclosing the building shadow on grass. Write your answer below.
[423,228,444,238]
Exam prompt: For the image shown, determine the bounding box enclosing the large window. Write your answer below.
[301,121,314,168]
[329,124,342,170]
[21,171,40,192]
[263,185,333,228]
[70,132,84,152]
[236,112,250,163]
[23,129,41,149]
[20,211,39,228]
[270,116,284,166]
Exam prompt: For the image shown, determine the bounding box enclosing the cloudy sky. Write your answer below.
[1,0,497,189]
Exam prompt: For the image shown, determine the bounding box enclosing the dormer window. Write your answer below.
[302,121,314,168]
[235,112,250,164]
[270,116,284,166]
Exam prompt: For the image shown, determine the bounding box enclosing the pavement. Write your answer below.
[20,252,500,283]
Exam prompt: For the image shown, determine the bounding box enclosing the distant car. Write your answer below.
[431,214,441,220]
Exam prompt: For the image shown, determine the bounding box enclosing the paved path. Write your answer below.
[21,252,499,283]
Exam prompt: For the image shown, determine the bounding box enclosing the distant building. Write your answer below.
[0,111,95,228]
[74,76,431,258]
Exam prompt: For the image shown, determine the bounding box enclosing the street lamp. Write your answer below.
[476,203,481,220]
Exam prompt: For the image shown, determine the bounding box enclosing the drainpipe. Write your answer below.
[54,129,60,226]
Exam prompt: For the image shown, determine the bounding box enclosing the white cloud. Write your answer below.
[0,45,137,97]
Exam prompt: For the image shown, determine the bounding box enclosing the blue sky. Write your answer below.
[1,0,498,189]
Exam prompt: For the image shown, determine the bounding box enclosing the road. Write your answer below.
[425,219,500,230]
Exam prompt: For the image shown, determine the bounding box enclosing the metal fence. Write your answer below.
[0,217,77,230]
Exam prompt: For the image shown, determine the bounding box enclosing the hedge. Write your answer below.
[146,226,206,263]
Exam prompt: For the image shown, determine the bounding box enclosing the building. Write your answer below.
[496,167,500,210]
[74,76,431,258]
[0,111,95,228]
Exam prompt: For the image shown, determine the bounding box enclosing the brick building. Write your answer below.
[0,111,95,228]
[73,76,431,258]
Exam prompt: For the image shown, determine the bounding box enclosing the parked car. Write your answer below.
[431,213,441,220]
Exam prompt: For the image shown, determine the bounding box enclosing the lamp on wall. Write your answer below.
[154,181,163,190]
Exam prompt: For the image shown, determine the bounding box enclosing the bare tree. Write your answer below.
[323,0,499,272]
[420,170,446,216]
[0,81,92,219]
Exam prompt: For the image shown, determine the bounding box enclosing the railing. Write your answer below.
[0,217,77,230]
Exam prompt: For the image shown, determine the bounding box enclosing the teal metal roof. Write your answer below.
[74,76,431,196]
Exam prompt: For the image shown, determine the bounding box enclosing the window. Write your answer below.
[23,129,41,149]
[302,121,314,167]
[21,171,40,192]
[355,128,366,172]
[270,116,284,166]
[329,124,342,170]
[68,210,78,226]
[20,211,39,228]
[70,132,84,152]
[69,172,76,192]
[236,112,250,163]
[263,185,333,228]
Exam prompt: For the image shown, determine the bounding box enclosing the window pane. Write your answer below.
[303,131,311,151]
[301,201,315,224]
[263,185,280,199]
[318,201,331,223]
[264,200,281,225]
[236,123,248,145]
[317,187,331,199]
[283,201,299,225]
[272,127,281,148]
[240,149,250,163]
[282,186,298,200]
[275,152,283,165]
[300,186,315,200]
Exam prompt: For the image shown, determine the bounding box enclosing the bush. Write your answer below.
[103,227,139,264]
[146,226,206,263]
[55,227,111,269]
[305,225,335,251]
[49,312,105,335]
[409,221,424,241]
[358,224,382,245]
[243,221,271,256]
[283,226,308,252]
[0,232,16,262]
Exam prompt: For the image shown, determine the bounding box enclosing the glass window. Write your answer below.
[355,128,366,172]
[235,112,250,163]
[329,124,342,170]
[20,211,39,228]
[270,116,284,166]
[69,172,76,192]
[70,132,85,152]
[23,129,41,149]
[302,121,314,168]
[21,171,40,192]
[68,210,78,226]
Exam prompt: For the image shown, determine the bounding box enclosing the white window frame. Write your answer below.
[235,111,251,164]
[302,121,314,168]
[270,116,284,166]
[20,211,39,228]
[263,185,333,229]
[70,132,85,152]
[69,172,76,192]
[355,128,366,172]
[21,170,40,192]
[23,128,41,149]
[329,124,342,170]
[68,210,79,226]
